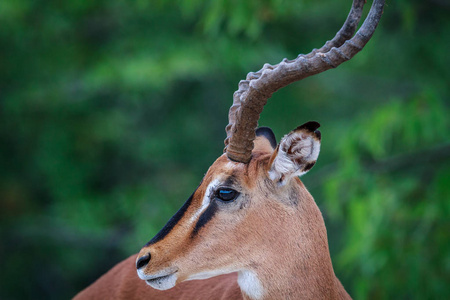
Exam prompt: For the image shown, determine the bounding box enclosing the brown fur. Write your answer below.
[75,129,351,299]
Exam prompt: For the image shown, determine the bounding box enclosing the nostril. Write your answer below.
[136,253,151,269]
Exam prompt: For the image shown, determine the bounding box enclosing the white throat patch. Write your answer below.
[238,270,264,300]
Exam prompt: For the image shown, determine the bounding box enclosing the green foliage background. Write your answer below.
[1,0,449,299]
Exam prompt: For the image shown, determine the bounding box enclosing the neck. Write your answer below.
[238,265,349,300]
[238,186,350,300]
[237,253,347,300]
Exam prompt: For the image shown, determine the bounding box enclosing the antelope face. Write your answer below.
[133,0,385,290]
[136,122,321,291]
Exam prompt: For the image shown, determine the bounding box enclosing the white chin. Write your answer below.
[145,273,177,290]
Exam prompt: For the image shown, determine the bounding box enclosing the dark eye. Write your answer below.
[215,188,239,202]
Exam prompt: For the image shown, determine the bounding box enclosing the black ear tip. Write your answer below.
[314,130,321,141]
[297,121,321,133]
[256,127,277,150]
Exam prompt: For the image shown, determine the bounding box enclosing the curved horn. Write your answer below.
[224,0,385,163]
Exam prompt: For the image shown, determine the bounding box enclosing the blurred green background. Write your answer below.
[1,0,449,299]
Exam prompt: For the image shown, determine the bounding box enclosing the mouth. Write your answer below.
[137,268,179,291]
[146,271,176,283]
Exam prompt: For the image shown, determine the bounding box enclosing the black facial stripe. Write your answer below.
[191,200,218,237]
[144,191,195,246]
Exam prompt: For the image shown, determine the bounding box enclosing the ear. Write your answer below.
[253,127,277,154]
[268,121,321,185]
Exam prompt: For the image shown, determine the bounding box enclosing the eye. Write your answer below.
[215,188,239,202]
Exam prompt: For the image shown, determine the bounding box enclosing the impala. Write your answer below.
[74,0,384,299]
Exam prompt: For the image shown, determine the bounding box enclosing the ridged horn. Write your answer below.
[224,0,385,163]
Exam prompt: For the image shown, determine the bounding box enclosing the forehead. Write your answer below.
[202,154,268,189]
[204,155,244,182]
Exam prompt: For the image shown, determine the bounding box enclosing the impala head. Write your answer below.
[137,123,321,291]
[136,0,384,297]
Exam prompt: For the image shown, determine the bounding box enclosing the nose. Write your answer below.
[136,252,151,270]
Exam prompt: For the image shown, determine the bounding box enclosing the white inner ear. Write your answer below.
[268,131,320,185]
